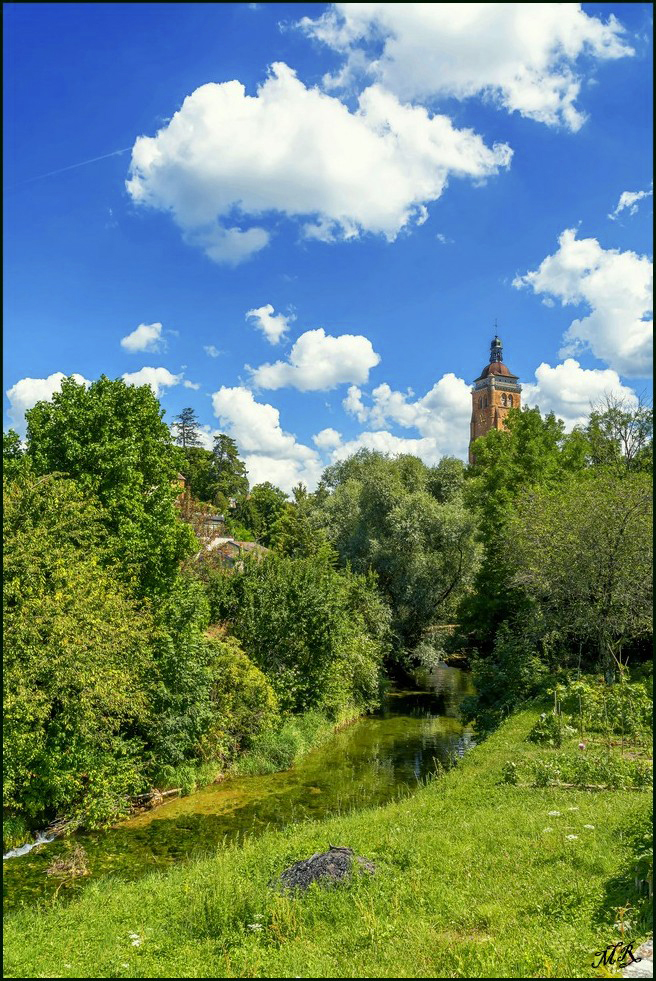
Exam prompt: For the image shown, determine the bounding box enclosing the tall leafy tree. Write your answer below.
[509,472,652,680]
[172,407,203,449]
[3,472,155,826]
[211,433,248,506]
[234,481,288,547]
[25,375,196,596]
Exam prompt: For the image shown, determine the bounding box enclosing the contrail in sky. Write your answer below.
[4,146,132,191]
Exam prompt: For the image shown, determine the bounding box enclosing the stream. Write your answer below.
[3,664,474,912]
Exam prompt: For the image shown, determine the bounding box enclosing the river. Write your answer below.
[3,664,474,912]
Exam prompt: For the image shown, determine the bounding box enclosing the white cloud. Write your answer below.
[299,3,633,131]
[121,366,182,396]
[245,303,294,344]
[513,228,653,377]
[183,379,201,390]
[211,385,322,493]
[204,345,222,358]
[330,429,446,466]
[120,322,166,353]
[608,184,653,220]
[343,372,472,458]
[313,427,342,450]
[250,327,381,391]
[522,358,638,429]
[342,385,369,422]
[6,372,91,434]
[126,62,511,263]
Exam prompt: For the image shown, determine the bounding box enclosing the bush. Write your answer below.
[528,712,576,748]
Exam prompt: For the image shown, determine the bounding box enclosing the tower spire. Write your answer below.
[489,333,503,363]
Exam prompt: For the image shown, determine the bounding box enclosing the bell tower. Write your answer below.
[469,335,522,463]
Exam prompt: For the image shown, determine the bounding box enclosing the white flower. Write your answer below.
[131,939,142,947]
[567,806,579,811]
[583,824,595,830]
[543,827,553,832]
[566,834,579,840]
[548,811,561,817]
[247,923,263,931]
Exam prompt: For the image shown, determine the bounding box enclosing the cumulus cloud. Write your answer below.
[343,372,472,458]
[120,322,166,353]
[211,385,322,493]
[330,429,447,466]
[313,427,342,450]
[249,328,381,391]
[513,228,653,377]
[245,303,294,344]
[608,184,653,220]
[522,358,638,429]
[204,345,222,358]
[6,371,91,435]
[126,62,511,263]
[183,379,201,390]
[299,3,633,131]
[121,366,182,396]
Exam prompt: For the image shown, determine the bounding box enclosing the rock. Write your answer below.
[274,845,375,894]
[623,938,653,979]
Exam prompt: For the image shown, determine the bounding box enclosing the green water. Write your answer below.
[3,665,474,912]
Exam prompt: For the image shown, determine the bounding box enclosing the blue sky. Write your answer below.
[4,2,653,491]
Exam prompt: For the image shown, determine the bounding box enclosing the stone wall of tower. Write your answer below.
[469,382,521,462]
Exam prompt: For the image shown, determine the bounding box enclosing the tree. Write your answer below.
[584,395,653,474]
[172,407,203,449]
[3,429,25,482]
[3,472,155,826]
[457,406,588,652]
[24,375,196,596]
[179,446,216,504]
[234,481,288,547]
[211,434,248,507]
[318,451,479,656]
[509,472,652,680]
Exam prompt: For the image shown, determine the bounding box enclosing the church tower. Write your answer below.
[469,335,522,463]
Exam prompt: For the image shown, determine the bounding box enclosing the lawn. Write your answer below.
[3,707,651,979]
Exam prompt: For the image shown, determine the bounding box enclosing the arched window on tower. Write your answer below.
[479,396,482,409]
[508,395,513,407]
[501,394,507,406]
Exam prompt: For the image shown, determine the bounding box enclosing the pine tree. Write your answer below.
[172,407,202,449]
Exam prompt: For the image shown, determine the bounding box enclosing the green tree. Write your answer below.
[584,395,653,474]
[271,483,332,558]
[457,406,588,652]
[3,472,155,827]
[179,446,216,504]
[509,472,652,680]
[172,407,203,449]
[234,481,288,547]
[319,451,479,656]
[211,434,248,508]
[3,429,25,482]
[24,375,196,596]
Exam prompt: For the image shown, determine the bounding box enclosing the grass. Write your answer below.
[3,707,651,979]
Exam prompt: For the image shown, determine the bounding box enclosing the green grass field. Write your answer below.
[3,707,651,979]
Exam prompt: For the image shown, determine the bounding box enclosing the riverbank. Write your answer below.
[4,706,651,979]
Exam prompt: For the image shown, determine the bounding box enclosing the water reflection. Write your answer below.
[3,664,474,911]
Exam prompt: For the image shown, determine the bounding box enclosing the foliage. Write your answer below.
[3,472,154,827]
[462,622,549,735]
[526,753,653,791]
[270,482,332,559]
[234,481,288,547]
[172,407,203,449]
[24,375,196,596]
[584,395,653,474]
[318,451,479,654]
[178,446,216,504]
[3,429,25,482]
[205,552,389,715]
[528,712,576,748]
[197,636,279,764]
[509,473,652,679]
[211,434,249,506]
